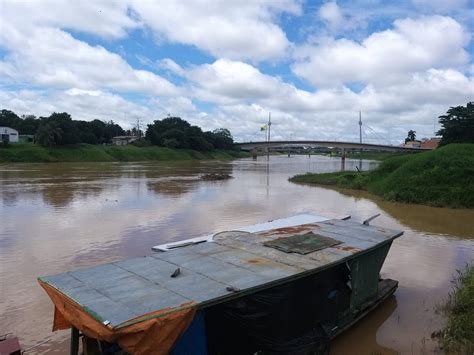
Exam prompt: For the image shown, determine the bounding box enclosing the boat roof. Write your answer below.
[39,215,402,329]
[152,214,332,251]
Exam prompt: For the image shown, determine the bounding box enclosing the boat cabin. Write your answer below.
[38,214,403,354]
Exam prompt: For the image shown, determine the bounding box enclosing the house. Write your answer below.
[0,127,19,143]
[404,140,421,148]
[420,137,441,149]
[111,135,138,145]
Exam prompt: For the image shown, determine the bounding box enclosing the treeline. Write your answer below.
[438,101,474,146]
[0,110,234,150]
[145,117,233,150]
[1,110,125,145]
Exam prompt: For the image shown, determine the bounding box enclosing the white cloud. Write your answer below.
[0,89,153,128]
[318,2,345,31]
[129,0,301,61]
[0,2,472,145]
[0,25,178,96]
[176,59,473,143]
[293,15,471,86]
[157,59,186,77]
[0,0,138,39]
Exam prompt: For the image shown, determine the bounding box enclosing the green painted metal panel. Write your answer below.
[263,232,341,254]
[349,242,392,311]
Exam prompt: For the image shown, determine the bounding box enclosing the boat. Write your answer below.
[38,213,403,355]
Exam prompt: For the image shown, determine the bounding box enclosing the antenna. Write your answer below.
[359,110,362,144]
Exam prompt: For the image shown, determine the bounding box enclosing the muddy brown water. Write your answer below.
[1,156,473,354]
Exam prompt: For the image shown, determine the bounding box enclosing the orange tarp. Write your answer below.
[38,280,197,355]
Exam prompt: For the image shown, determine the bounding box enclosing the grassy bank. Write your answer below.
[290,144,474,208]
[438,265,474,353]
[337,151,410,161]
[0,143,250,163]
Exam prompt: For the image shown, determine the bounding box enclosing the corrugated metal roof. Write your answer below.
[39,217,402,329]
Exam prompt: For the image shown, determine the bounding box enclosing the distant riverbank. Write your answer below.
[0,143,250,163]
[290,144,474,209]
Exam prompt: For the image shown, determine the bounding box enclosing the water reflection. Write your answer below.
[327,188,474,239]
[331,296,398,354]
[147,178,200,197]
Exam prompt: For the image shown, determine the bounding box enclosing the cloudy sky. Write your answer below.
[0,0,473,144]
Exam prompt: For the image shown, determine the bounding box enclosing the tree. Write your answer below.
[38,112,80,145]
[210,128,234,149]
[34,121,63,147]
[405,130,417,143]
[19,115,39,135]
[146,117,192,146]
[0,109,22,129]
[437,102,474,146]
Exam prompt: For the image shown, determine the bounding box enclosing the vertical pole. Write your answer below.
[341,148,346,171]
[267,112,271,160]
[268,112,271,143]
[358,111,362,168]
[70,327,79,355]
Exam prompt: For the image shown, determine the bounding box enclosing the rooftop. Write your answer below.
[39,217,402,329]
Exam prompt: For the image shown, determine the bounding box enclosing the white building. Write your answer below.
[111,135,138,145]
[0,127,19,143]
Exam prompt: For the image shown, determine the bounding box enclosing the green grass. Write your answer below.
[290,144,474,208]
[0,143,250,163]
[439,265,474,354]
[342,151,412,161]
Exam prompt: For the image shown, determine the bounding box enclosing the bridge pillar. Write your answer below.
[251,149,258,160]
[341,148,346,171]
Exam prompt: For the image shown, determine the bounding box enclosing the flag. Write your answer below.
[260,124,267,131]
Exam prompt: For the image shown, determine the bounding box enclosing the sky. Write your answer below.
[0,0,473,144]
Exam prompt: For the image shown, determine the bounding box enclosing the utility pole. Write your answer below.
[358,111,362,169]
[266,112,272,160]
[267,112,272,142]
[136,118,142,139]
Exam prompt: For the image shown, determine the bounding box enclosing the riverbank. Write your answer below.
[0,143,250,163]
[333,151,410,161]
[289,144,474,208]
[438,265,474,353]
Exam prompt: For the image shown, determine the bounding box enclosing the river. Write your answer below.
[1,155,473,354]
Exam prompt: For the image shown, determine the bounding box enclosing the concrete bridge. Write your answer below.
[235,140,426,153]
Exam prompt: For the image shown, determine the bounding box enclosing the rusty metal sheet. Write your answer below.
[263,232,341,254]
[214,236,323,270]
[40,216,403,330]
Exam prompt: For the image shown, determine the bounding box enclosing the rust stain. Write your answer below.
[333,245,361,253]
[257,224,321,236]
[246,258,269,265]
